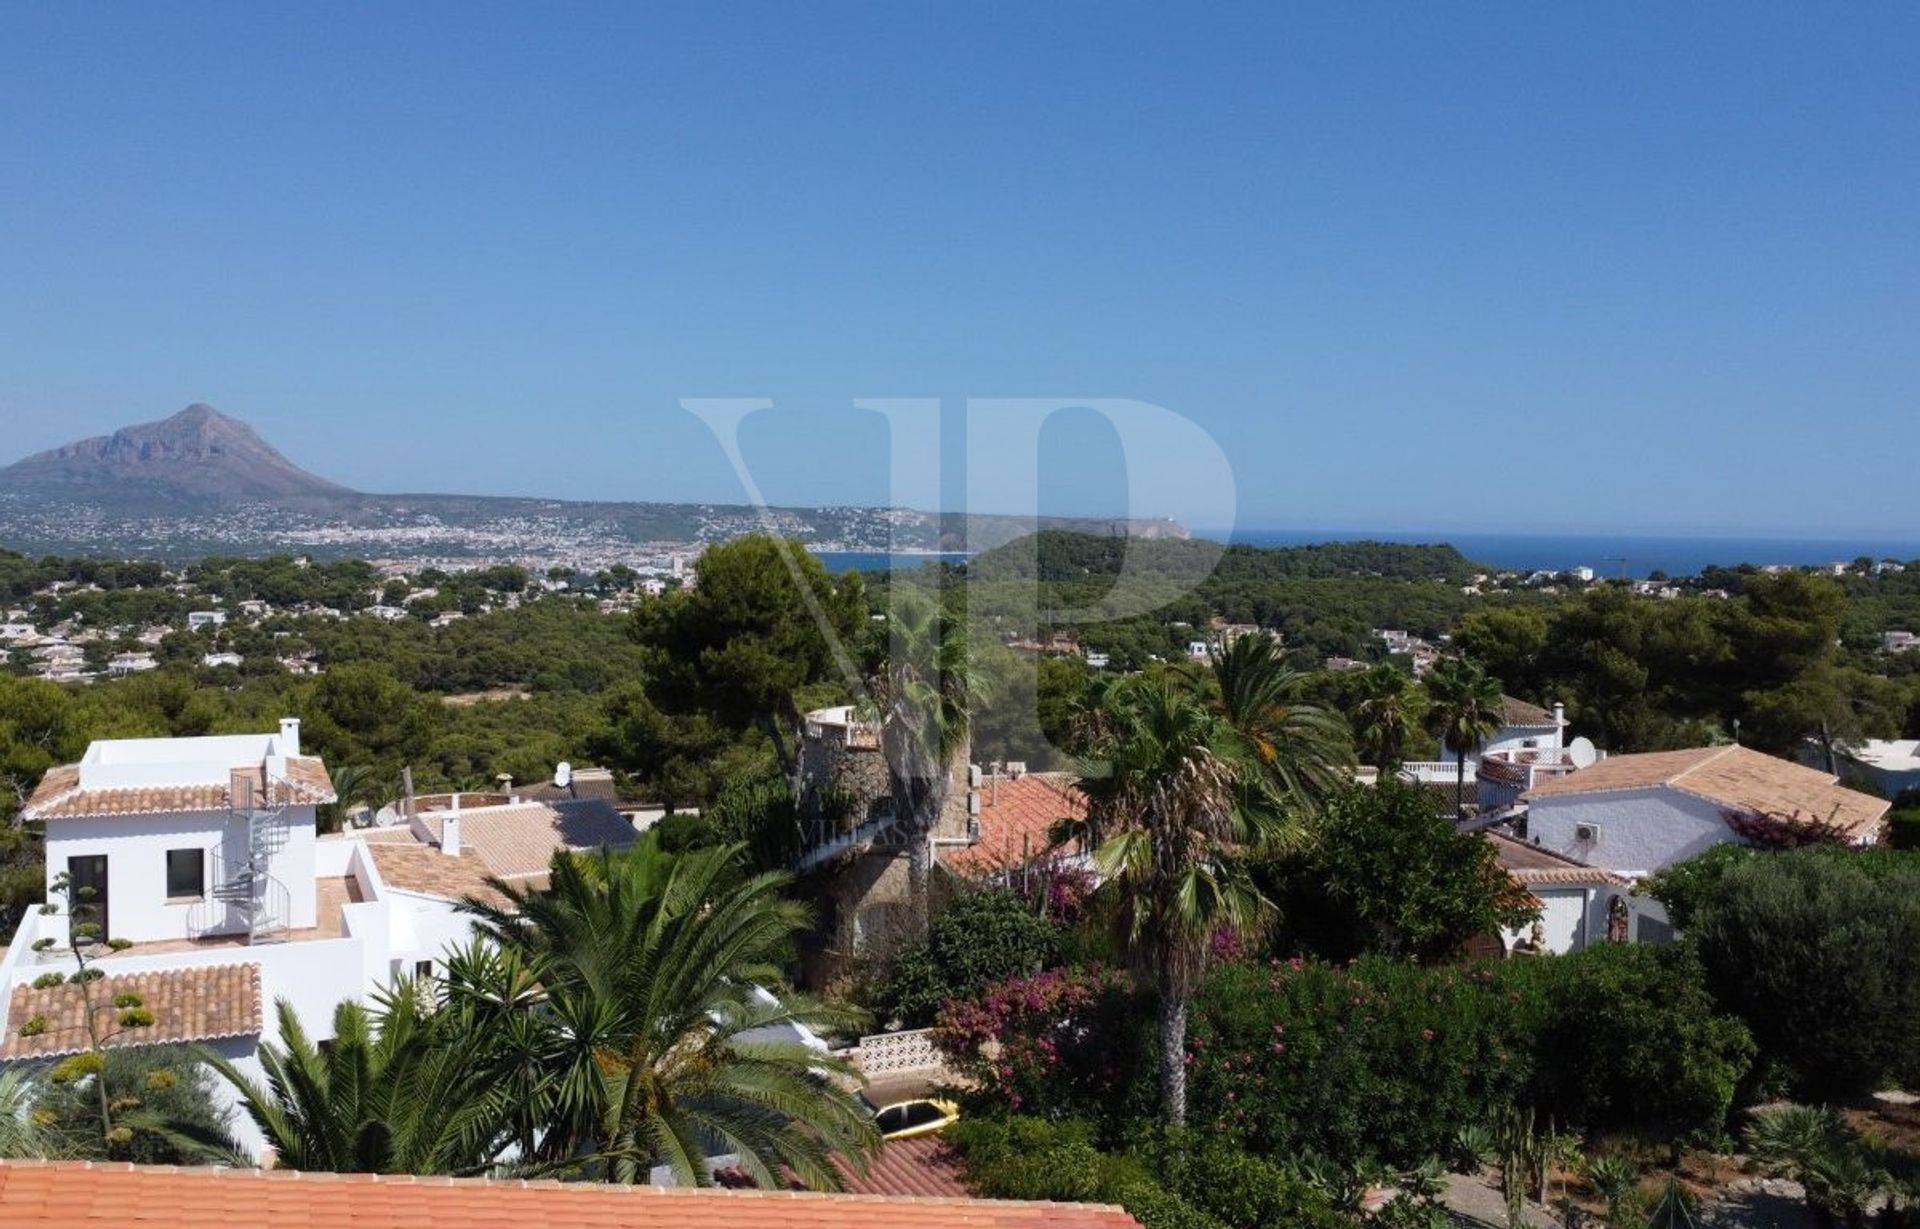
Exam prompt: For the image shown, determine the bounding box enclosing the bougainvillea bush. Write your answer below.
[932,965,1157,1135]
[1187,957,1519,1169]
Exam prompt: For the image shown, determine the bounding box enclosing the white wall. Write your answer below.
[1499,885,1675,956]
[1527,786,1734,876]
[42,808,320,943]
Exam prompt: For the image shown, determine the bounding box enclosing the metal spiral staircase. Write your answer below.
[212,770,293,944]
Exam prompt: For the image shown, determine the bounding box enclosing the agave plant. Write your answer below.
[1452,1123,1496,1174]
[1746,1104,1890,1229]
[1583,1152,1640,1212]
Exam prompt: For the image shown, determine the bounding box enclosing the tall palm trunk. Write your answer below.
[1455,748,1467,811]
[1157,992,1188,1127]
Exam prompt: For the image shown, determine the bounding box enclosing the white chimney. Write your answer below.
[278,717,301,755]
[441,811,462,858]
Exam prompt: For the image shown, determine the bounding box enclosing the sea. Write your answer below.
[814,533,1920,580]
[1219,531,1920,580]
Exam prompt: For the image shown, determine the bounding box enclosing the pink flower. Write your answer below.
[1421,1029,1435,1041]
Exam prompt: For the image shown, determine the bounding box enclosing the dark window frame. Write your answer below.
[165,848,205,900]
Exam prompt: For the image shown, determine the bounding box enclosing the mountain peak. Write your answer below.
[0,404,354,505]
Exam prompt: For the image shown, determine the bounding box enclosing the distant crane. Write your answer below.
[1601,556,1630,581]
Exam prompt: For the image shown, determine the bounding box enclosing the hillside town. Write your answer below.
[1,527,1919,1229]
[7,4,1920,1227]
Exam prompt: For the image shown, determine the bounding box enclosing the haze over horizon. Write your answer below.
[2,5,1915,537]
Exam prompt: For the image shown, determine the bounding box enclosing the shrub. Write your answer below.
[117,1008,155,1027]
[36,1046,235,1163]
[949,1117,1228,1229]
[1888,807,1920,851]
[1255,781,1539,962]
[17,1015,46,1037]
[934,965,1157,1134]
[1687,847,1920,1099]
[1496,943,1753,1143]
[879,888,1061,1028]
[1187,957,1518,1169]
[1147,1134,1349,1229]
[32,973,64,989]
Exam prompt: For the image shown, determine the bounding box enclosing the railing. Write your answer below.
[229,771,298,944]
[1399,760,1471,784]
[857,1028,944,1076]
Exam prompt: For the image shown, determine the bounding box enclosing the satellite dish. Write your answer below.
[553,762,573,789]
[1567,737,1599,769]
[373,804,401,828]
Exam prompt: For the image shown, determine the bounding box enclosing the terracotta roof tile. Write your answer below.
[1,964,262,1060]
[1501,696,1560,727]
[414,799,636,879]
[1485,832,1630,888]
[718,1134,972,1199]
[943,774,1086,875]
[1524,745,1888,838]
[0,1161,1144,1229]
[24,756,336,822]
[366,844,513,910]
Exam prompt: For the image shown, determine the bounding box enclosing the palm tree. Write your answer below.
[201,979,511,1174]
[1422,657,1504,812]
[1205,635,1354,814]
[1352,664,1425,774]
[871,592,985,934]
[456,844,878,1186]
[1073,674,1275,1127]
[318,763,385,833]
[0,1069,59,1159]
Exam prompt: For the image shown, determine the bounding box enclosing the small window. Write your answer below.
[165,849,205,899]
[414,960,435,980]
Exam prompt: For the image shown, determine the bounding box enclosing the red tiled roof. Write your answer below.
[413,799,636,879]
[365,843,513,910]
[1524,745,1888,838]
[943,773,1086,875]
[718,1133,971,1199]
[1,964,262,1060]
[23,756,336,821]
[1485,832,1630,888]
[0,1161,1143,1229]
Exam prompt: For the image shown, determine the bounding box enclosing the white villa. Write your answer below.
[1400,696,1574,808]
[0,720,669,1158]
[1520,743,1887,878]
[1829,738,1920,798]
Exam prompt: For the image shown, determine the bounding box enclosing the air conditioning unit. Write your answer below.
[1574,822,1602,843]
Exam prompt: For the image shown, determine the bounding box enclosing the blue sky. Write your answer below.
[1,4,1915,536]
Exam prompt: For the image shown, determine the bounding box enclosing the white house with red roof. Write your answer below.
[1520,744,1887,878]
[0,721,648,1159]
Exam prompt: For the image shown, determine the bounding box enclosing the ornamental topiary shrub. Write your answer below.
[32,972,64,989]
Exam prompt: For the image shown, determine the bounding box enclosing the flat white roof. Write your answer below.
[79,731,292,789]
[1848,739,1920,771]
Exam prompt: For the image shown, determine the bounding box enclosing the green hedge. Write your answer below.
[947,1116,1346,1229]
[1186,948,1752,1168]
